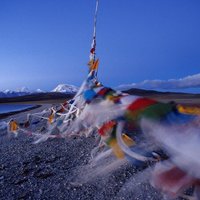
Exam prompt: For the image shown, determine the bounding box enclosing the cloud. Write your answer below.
[117,73,200,91]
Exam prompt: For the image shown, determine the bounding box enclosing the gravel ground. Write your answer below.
[0,107,172,200]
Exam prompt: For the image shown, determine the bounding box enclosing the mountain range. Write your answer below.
[1,83,199,105]
[0,84,78,98]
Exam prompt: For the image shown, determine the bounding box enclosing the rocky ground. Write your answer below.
[0,106,179,200]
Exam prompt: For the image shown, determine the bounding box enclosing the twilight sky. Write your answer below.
[0,0,200,93]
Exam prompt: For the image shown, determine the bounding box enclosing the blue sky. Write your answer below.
[0,0,200,92]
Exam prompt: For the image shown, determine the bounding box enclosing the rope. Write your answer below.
[89,0,99,62]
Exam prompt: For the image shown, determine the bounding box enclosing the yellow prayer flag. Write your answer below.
[177,105,200,115]
[9,120,18,132]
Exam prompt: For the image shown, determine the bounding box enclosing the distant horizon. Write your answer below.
[0,72,200,94]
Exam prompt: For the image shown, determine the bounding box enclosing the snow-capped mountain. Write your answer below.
[15,87,30,93]
[52,84,78,93]
[1,88,30,97]
[0,87,44,97]
[35,89,45,93]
